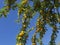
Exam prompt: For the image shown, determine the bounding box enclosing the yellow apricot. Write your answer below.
[24,14,27,18]
[19,31,25,37]
[40,10,43,14]
[23,24,26,27]
[37,18,40,21]
[17,37,22,40]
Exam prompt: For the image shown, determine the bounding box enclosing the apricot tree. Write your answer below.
[0,0,60,45]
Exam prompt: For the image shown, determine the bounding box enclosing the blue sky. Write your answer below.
[0,0,60,45]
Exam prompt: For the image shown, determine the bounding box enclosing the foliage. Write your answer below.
[0,0,60,45]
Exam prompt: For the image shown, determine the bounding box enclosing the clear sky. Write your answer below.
[0,0,60,45]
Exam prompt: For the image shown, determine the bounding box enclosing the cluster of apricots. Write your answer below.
[16,30,28,45]
[36,18,43,33]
